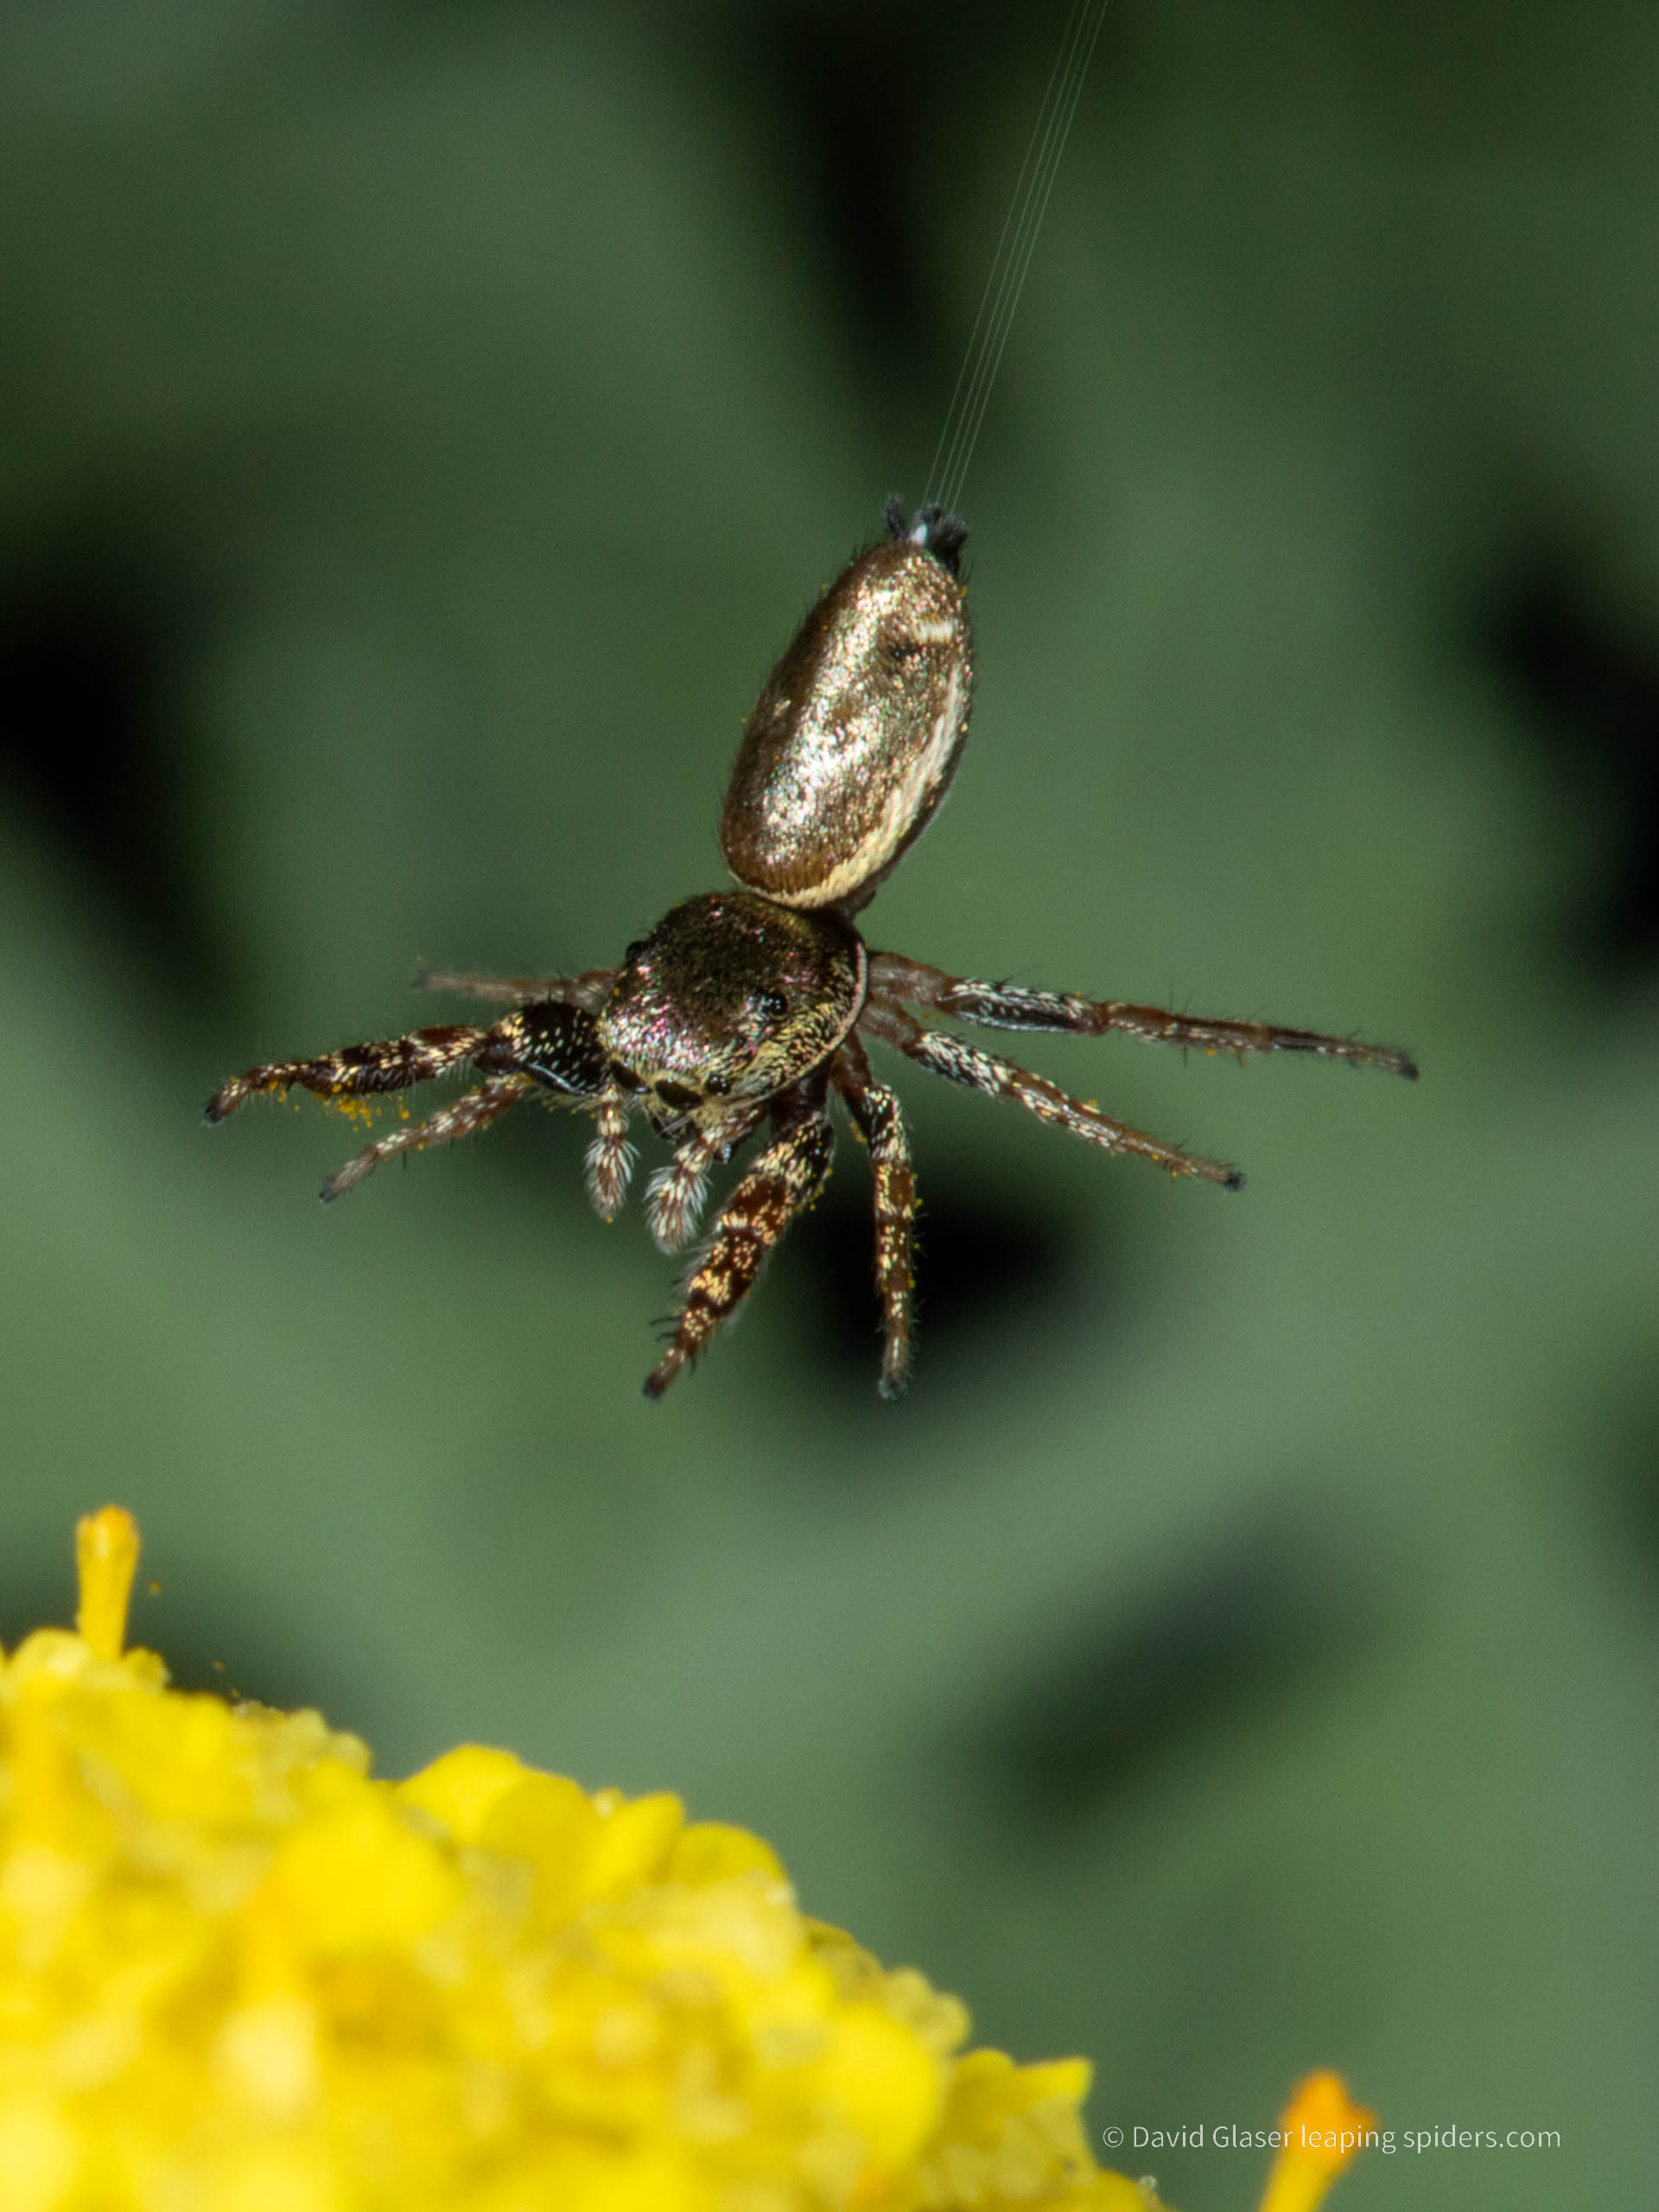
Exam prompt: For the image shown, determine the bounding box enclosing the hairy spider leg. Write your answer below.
[585,1091,637,1222]
[868,953,1419,1079]
[207,1001,607,1122]
[833,1036,918,1400]
[414,964,616,1012]
[321,1074,534,1202]
[644,1099,836,1400]
[859,999,1243,1191]
[208,1000,611,1199]
[205,1024,497,1124]
[644,1111,765,1254]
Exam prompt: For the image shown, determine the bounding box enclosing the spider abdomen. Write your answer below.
[721,526,972,914]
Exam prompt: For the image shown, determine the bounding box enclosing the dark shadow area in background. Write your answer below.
[455,1090,623,1228]
[729,9,943,384]
[709,0,1141,471]
[1484,554,1659,976]
[971,1503,1385,1827]
[0,533,224,1001]
[794,1168,1096,1400]
[1597,1381,1659,1586]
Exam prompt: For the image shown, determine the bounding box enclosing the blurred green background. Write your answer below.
[3,3,1653,2205]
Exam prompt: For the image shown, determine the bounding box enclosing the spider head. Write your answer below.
[598,893,866,1128]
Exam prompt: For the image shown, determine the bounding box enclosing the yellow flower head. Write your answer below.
[0,1510,1148,2212]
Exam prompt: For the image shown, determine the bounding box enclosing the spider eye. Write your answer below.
[752,988,789,1029]
[704,1074,731,1098]
[622,938,648,967]
[655,1079,700,1112]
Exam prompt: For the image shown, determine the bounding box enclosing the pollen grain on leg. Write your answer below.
[327,1093,384,1127]
[320,1075,532,1204]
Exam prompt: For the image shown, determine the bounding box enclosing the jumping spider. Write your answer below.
[207,500,1416,1398]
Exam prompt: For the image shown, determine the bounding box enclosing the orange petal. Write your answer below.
[1258,2072,1379,2212]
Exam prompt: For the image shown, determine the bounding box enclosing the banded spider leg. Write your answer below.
[642,1042,920,1402]
[858,952,1418,1195]
[645,1077,836,1402]
[857,996,1244,1190]
[868,953,1419,1077]
[204,994,615,1205]
[832,1034,918,1400]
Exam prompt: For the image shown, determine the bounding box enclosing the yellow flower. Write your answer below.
[0,1510,1135,2212]
[1,1511,1375,2212]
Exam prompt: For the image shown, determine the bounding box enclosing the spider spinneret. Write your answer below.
[207,500,1416,1399]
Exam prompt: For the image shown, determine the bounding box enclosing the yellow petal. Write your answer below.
[582,1788,685,1897]
[264,1796,461,1952]
[669,1821,787,1888]
[398,1744,533,1843]
[0,2099,80,2212]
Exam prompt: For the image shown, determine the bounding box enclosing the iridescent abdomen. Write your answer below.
[721,538,972,912]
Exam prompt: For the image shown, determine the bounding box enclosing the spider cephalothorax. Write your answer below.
[207,499,1415,1398]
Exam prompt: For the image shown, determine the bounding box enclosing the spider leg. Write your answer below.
[645,1140,712,1252]
[644,1110,764,1254]
[321,1074,533,1202]
[207,998,608,1123]
[643,1094,835,1400]
[860,999,1243,1191]
[415,964,616,1012]
[584,1090,638,1221]
[205,1024,495,1124]
[833,1035,918,1399]
[210,998,615,1200]
[868,952,1418,1078]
